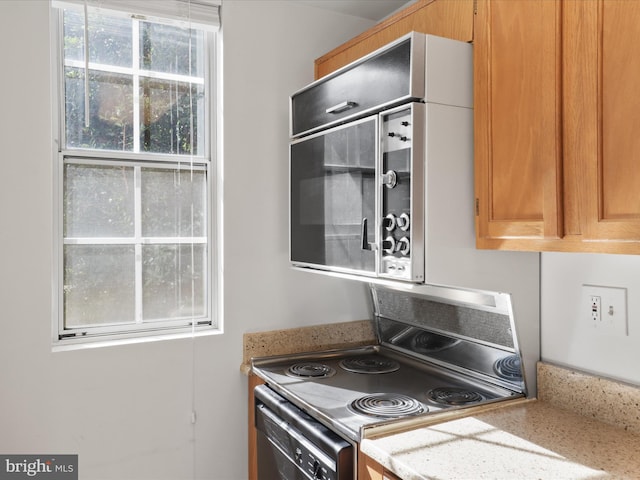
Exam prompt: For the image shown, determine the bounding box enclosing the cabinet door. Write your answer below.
[474,0,563,249]
[567,0,640,241]
[358,450,384,480]
[357,450,402,480]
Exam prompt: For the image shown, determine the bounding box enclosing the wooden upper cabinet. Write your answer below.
[314,0,474,79]
[476,0,640,253]
[312,0,640,253]
[474,0,563,250]
[568,0,640,242]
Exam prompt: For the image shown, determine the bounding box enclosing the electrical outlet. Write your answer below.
[582,285,628,336]
[590,295,601,323]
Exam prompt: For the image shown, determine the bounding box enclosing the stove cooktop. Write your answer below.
[252,345,522,442]
[252,283,528,442]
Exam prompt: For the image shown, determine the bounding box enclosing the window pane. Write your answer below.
[141,167,206,237]
[140,22,204,77]
[62,10,85,63]
[142,244,206,321]
[63,10,132,67]
[64,66,87,148]
[140,79,204,155]
[87,13,132,67]
[64,163,135,237]
[65,68,134,151]
[64,245,135,327]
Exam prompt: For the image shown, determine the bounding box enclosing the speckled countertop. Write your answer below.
[242,325,640,478]
[240,319,375,375]
[361,363,640,480]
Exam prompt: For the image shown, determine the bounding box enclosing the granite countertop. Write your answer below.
[242,324,640,478]
[240,319,375,375]
[361,363,640,480]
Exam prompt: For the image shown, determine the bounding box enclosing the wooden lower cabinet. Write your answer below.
[475,0,640,254]
[358,450,402,480]
[314,0,474,79]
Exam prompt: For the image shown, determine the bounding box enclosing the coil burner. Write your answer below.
[348,393,426,418]
[427,387,485,406]
[494,354,523,380]
[286,362,336,378]
[339,355,400,374]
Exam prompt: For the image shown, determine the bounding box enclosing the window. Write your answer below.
[52,1,220,345]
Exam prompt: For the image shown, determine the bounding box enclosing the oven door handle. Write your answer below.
[326,101,357,114]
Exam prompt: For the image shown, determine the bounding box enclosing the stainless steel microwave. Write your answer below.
[289,32,473,283]
[290,102,425,281]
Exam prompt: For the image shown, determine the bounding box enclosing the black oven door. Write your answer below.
[255,385,353,480]
[290,115,377,276]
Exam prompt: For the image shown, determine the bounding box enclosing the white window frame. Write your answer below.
[51,3,221,348]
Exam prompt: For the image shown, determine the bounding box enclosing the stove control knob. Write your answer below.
[383,236,396,255]
[383,213,396,231]
[397,212,410,231]
[398,236,411,255]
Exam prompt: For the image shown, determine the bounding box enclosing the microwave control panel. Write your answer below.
[379,104,425,282]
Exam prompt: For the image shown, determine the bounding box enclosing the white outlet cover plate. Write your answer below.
[581,284,628,336]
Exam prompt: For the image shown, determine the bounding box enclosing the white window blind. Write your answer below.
[51,0,221,32]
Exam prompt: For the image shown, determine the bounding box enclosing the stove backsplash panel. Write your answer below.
[371,286,513,348]
[370,284,526,395]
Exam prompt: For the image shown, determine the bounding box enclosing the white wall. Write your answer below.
[221,0,375,336]
[541,252,640,386]
[0,1,373,479]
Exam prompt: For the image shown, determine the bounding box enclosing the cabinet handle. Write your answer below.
[326,101,357,114]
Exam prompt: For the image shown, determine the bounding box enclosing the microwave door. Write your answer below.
[290,116,377,276]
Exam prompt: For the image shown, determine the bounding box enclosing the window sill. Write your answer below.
[52,327,222,352]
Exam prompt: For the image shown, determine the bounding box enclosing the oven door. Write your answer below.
[290,115,377,276]
[255,385,353,480]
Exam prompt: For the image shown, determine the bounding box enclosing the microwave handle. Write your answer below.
[362,218,394,252]
[361,218,373,251]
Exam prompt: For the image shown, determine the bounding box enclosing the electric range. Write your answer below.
[252,283,528,443]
